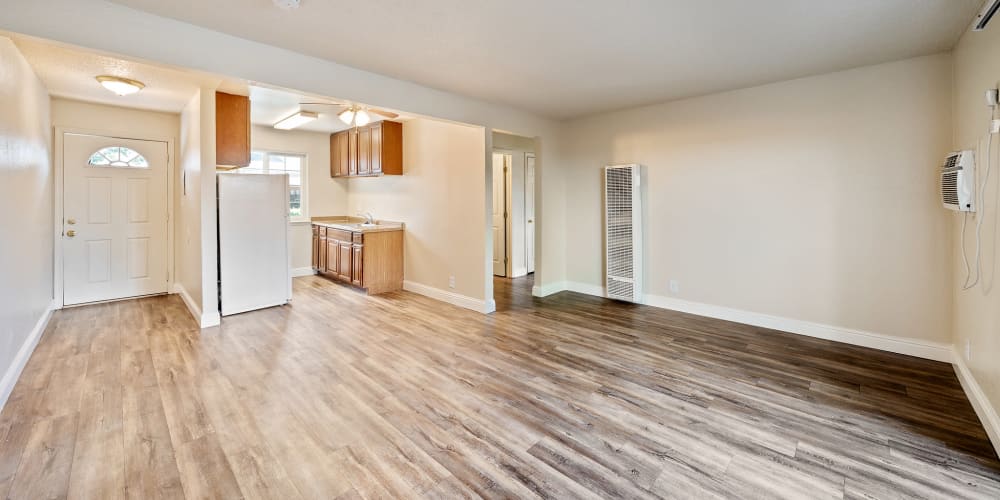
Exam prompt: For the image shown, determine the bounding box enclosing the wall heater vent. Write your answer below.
[604,164,643,303]
[941,150,975,212]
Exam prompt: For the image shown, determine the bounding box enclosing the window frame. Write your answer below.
[87,146,150,168]
[238,150,309,223]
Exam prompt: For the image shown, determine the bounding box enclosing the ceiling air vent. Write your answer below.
[974,0,1000,31]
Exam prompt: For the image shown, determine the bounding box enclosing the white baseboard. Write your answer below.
[532,280,568,297]
[403,280,495,314]
[559,281,952,363]
[0,299,57,413]
[952,347,1000,457]
[291,267,316,278]
[172,283,221,328]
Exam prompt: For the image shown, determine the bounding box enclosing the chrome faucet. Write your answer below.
[359,212,375,224]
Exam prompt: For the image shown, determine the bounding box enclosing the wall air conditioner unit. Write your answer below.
[973,0,1000,31]
[604,164,643,302]
[941,150,975,212]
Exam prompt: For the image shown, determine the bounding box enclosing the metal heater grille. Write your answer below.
[605,164,641,302]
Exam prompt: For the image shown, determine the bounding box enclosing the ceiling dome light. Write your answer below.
[354,109,371,126]
[96,75,145,96]
[338,108,355,125]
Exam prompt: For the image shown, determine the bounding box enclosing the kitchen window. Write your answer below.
[235,151,307,222]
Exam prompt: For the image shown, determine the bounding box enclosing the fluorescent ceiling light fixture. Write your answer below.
[354,109,371,127]
[96,75,145,96]
[274,110,319,130]
[338,109,355,125]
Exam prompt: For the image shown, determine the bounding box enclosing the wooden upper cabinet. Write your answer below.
[377,121,403,175]
[370,122,383,175]
[329,120,403,177]
[216,92,251,168]
[331,130,346,178]
[357,126,372,176]
[348,128,359,176]
[330,131,347,177]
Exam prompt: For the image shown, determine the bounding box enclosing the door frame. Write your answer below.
[53,127,175,309]
[525,152,536,274]
[491,151,513,277]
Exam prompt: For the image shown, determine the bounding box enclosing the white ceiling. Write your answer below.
[107,0,982,119]
[9,34,229,113]
[249,85,413,134]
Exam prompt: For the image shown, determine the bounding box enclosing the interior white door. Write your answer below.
[63,133,168,306]
[526,154,535,274]
[492,153,507,276]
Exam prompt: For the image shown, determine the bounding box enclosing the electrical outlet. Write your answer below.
[668,280,680,294]
[966,339,972,362]
[448,276,456,289]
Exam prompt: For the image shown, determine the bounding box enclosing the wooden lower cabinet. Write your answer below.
[338,241,353,282]
[317,229,327,272]
[311,224,403,294]
[352,244,364,287]
[325,238,338,275]
[311,227,319,269]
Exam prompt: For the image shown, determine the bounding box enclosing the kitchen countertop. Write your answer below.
[311,216,405,233]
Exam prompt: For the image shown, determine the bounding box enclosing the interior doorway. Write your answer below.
[492,131,536,280]
[492,152,510,276]
[60,132,170,306]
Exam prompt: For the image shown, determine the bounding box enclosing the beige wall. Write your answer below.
[951,24,1000,415]
[177,91,204,309]
[251,125,348,270]
[0,37,52,404]
[562,54,954,344]
[346,119,486,300]
[174,87,219,325]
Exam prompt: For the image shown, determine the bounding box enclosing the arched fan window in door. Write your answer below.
[87,146,149,168]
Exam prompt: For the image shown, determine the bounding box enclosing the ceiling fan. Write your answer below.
[299,101,400,127]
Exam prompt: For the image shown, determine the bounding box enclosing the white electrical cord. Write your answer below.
[964,105,997,290]
[961,211,973,288]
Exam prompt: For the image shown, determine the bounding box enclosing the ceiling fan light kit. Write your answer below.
[304,100,401,127]
[338,108,355,125]
[354,109,371,126]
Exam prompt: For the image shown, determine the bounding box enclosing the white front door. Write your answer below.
[526,154,535,274]
[492,153,508,277]
[62,133,169,305]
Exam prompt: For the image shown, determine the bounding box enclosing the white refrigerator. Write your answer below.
[218,173,291,316]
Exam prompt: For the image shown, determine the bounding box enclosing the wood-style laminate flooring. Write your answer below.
[1,275,998,499]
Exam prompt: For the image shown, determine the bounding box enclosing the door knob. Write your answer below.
[66,218,76,225]
[66,230,76,237]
